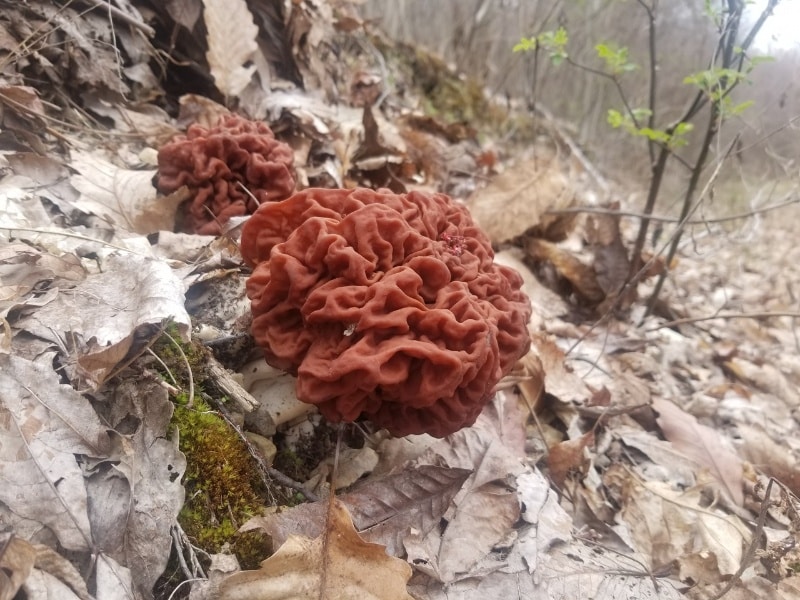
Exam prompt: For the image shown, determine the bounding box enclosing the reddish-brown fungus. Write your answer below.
[157,115,295,235]
[241,188,531,437]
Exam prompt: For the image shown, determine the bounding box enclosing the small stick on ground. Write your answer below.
[212,399,319,503]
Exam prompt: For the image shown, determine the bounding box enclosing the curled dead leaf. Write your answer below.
[219,499,413,600]
[737,423,800,498]
[467,156,580,244]
[69,151,184,234]
[526,238,605,304]
[19,253,190,387]
[0,535,36,600]
[529,334,592,406]
[512,351,546,416]
[585,207,630,298]
[547,431,595,489]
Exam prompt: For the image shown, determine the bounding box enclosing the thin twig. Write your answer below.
[546,194,798,224]
[0,90,150,139]
[0,0,82,72]
[566,151,729,356]
[170,526,195,582]
[167,579,206,600]
[4,228,151,255]
[576,402,652,419]
[707,478,776,600]
[645,311,800,332]
[145,351,179,388]
[76,0,156,37]
[626,0,778,290]
[565,58,640,129]
[734,113,800,157]
[172,522,207,578]
[163,330,194,408]
[265,464,320,503]
[641,131,737,321]
[212,400,319,503]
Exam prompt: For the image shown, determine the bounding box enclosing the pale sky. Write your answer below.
[752,0,800,51]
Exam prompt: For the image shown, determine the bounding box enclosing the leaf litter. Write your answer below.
[0,0,799,599]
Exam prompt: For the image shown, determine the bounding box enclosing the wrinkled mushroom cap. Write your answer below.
[241,188,531,437]
[157,115,295,235]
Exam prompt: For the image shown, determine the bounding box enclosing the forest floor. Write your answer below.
[1,1,800,599]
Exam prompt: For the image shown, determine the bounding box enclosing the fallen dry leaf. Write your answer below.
[737,423,800,497]
[410,469,684,599]
[585,207,630,299]
[467,155,579,244]
[351,105,403,170]
[530,333,592,407]
[92,553,135,600]
[284,0,341,99]
[617,476,746,579]
[97,378,187,593]
[0,353,110,552]
[18,252,190,387]
[0,84,48,146]
[308,446,379,492]
[691,574,800,600]
[219,499,414,600]
[69,151,183,234]
[617,426,698,488]
[723,357,800,405]
[547,430,595,489]
[514,470,572,569]
[513,350,546,416]
[405,392,527,583]
[0,243,86,317]
[243,465,471,558]
[201,0,259,98]
[0,535,36,600]
[653,397,744,506]
[165,0,202,30]
[425,479,520,582]
[526,237,606,304]
[20,543,92,600]
[175,94,232,130]
[81,102,179,147]
[0,176,64,232]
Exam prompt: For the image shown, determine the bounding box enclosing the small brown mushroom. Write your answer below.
[157,115,295,235]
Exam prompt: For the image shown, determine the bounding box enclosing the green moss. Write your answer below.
[172,395,270,564]
[151,323,211,390]
[147,325,273,571]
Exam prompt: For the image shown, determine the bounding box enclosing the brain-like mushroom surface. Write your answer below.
[241,188,531,437]
[157,115,295,235]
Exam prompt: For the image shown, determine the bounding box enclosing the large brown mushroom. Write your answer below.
[157,115,295,235]
[241,188,531,437]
